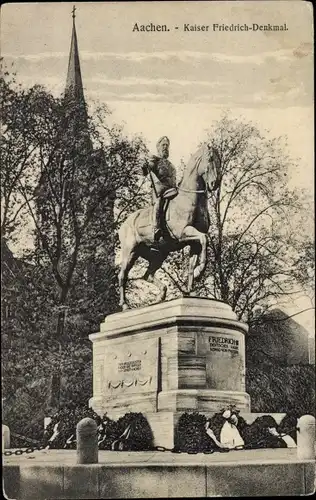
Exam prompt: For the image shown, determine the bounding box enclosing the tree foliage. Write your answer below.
[1,64,40,242]
[1,68,148,421]
[247,364,315,415]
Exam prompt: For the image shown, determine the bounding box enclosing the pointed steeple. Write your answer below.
[65,6,85,102]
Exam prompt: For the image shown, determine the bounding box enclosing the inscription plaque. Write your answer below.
[104,338,158,395]
[197,330,244,391]
[208,336,239,354]
[118,360,142,372]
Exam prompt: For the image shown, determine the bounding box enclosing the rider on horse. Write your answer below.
[142,136,178,242]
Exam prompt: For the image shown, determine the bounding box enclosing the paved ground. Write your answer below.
[4,447,315,466]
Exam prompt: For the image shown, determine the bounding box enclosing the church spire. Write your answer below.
[65,6,85,102]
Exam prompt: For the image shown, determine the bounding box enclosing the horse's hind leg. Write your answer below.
[119,249,137,310]
[143,256,167,303]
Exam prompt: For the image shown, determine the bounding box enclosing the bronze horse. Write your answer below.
[118,144,220,310]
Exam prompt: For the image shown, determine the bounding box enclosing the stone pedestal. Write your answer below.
[89,297,250,448]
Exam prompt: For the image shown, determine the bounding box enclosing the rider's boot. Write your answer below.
[154,228,162,242]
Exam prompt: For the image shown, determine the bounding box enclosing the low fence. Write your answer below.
[3,415,315,462]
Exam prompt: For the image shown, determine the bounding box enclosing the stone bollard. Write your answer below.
[76,417,98,464]
[2,425,10,451]
[297,415,315,460]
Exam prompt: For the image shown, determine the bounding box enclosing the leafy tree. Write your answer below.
[205,116,313,321]
[293,240,315,306]
[1,69,148,418]
[1,245,59,433]
[1,63,40,242]
[247,364,315,415]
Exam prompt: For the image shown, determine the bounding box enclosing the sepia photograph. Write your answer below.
[1,1,315,498]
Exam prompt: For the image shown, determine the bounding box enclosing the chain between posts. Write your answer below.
[3,444,47,456]
[153,426,298,454]
[3,427,298,457]
[231,427,298,451]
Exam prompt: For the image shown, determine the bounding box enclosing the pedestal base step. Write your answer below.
[3,449,314,499]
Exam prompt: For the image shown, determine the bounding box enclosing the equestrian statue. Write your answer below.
[118,136,221,310]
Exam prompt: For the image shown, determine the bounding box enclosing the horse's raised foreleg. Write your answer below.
[142,255,167,303]
[180,226,207,294]
[193,234,207,280]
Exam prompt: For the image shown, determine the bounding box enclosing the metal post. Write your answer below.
[297,415,315,460]
[76,417,98,464]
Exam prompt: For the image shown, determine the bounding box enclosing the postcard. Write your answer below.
[2,1,314,498]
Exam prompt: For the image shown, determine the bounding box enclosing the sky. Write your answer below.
[1,1,314,332]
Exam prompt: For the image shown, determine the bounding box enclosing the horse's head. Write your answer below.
[197,144,221,192]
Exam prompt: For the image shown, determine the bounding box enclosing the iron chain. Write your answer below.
[152,426,298,454]
[3,427,297,456]
[3,444,46,456]
[231,427,298,451]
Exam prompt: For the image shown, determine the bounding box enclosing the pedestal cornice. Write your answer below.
[89,297,248,341]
